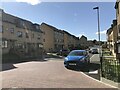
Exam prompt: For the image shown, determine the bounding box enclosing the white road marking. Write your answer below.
[89,70,98,74]
[44,58,48,60]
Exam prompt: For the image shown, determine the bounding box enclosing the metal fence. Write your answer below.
[101,57,120,83]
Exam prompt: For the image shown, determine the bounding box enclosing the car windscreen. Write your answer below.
[92,49,98,51]
[68,51,85,56]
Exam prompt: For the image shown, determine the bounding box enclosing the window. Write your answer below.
[118,3,119,14]
[38,34,40,39]
[43,39,45,42]
[20,20,25,27]
[0,25,2,33]
[10,28,14,33]
[36,25,39,29]
[6,28,8,31]
[117,43,120,54]
[2,40,8,48]
[26,32,29,38]
[17,43,24,49]
[118,25,120,34]
[32,33,34,38]
[44,32,45,35]
[38,44,43,48]
[17,31,22,37]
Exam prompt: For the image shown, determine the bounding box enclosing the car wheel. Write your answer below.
[65,66,69,69]
[88,60,90,64]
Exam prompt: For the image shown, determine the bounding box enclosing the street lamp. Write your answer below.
[93,6,102,80]
[93,6,100,49]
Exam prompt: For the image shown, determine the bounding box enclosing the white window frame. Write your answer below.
[2,40,8,48]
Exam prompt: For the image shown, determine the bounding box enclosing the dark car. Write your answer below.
[58,49,70,56]
[91,48,98,54]
[64,50,90,68]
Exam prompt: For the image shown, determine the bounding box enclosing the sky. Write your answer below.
[1,0,116,41]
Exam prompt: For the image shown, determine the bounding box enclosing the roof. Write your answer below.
[115,1,119,9]
[41,22,58,30]
[106,19,117,35]
[79,35,87,39]
[106,27,113,35]
[2,10,42,33]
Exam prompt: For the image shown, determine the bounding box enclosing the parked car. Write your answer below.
[58,49,70,56]
[64,50,90,68]
[91,48,98,54]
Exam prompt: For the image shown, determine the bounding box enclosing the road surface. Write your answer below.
[1,58,117,89]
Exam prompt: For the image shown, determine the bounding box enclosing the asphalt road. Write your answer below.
[1,57,117,89]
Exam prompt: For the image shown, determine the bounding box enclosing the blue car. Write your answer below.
[64,50,90,68]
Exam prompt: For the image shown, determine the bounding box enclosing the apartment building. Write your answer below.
[54,29,64,52]
[40,23,64,52]
[2,10,43,59]
[63,30,79,50]
[40,23,54,52]
[87,40,94,47]
[40,23,80,52]
[0,9,2,51]
[63,31,73,50]
[72,35,79,49]
[106,27,113,49]
[79,35,88,47]
[63,31,70,50]
[115,0,120,35]
[115,0,120,59]
[67,34,74,50]
[106,20,118,57]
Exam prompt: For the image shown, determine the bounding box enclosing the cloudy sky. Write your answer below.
[1,0,116,41]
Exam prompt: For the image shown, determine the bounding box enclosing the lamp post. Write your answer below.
[93,6,102,80]
[93,7,100,49]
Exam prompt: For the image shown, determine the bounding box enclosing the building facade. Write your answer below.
[72,35,79,49]
[40,23,64,52]
[40,23,79,52]
[106,20,118,57]
[79,35,88,48]
[54,29,64,52]
[63,30,79,51]
[2,10,43,59]
[40,23,54,52]
[87,40,94,47]
[115,0,120,59]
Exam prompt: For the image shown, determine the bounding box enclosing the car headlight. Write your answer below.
[80,58,85,62]
[65,57,68,61]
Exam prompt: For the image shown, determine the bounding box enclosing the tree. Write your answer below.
[93,39,97,44]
